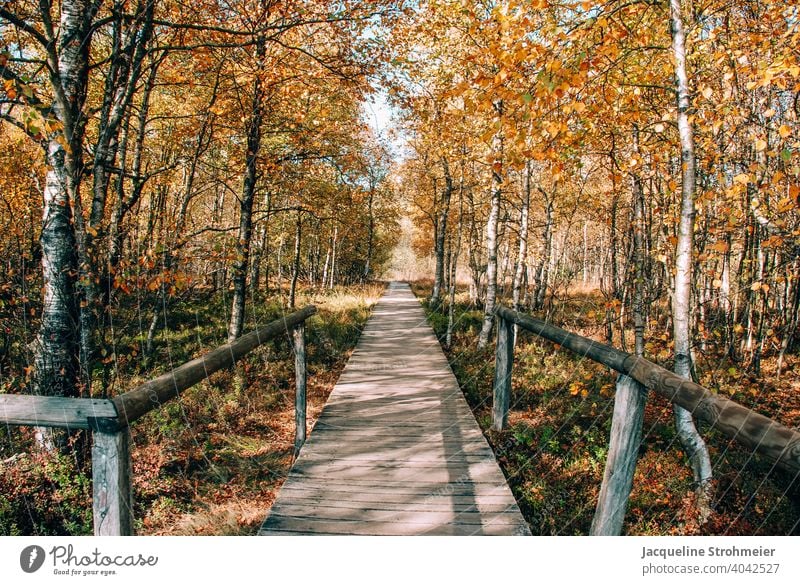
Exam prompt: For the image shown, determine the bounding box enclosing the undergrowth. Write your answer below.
[412,280,800,536]
[0,282,383,535]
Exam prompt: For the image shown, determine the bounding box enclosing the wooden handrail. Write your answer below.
[0,305,317,536]
[493,304,800,535]
[108,304,317,430]
[494,304,800,475]
[0,395,116,430]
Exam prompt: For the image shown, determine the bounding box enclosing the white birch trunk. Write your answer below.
[670,0,714,520]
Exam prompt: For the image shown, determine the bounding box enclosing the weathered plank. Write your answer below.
[275,491,516,505]
[111,305,317,428]
[262,516,528,536]
[297,453,496,464]
[275,478,513,490]
[496,304,800,475]
[0,394,117,429]
[260,282,530,536]
[495,304,629,371]
[92,429,133,536]
[267,508,523,525]
[270,495,518,511]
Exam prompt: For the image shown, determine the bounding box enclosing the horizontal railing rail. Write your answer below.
[0,305,317,535]
[492,304,800,535]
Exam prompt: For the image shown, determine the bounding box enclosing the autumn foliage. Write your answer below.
[1,0,799,535]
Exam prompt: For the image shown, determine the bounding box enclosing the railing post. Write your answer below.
[492,315,514,431]
[293,322,307,457]
[590,374,647,535]
[92,428,133,536]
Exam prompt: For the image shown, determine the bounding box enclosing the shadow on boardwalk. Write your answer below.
[259,282,530,536]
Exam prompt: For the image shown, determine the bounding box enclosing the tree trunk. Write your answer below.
[432,158,453,305]
[512,162,531,314]
[478,103,504,349]
[108,59,161,273]
[250,191,271,291]
[446,173,465,348]
[670,0,714,521]
[364,186,376,283]
[33,0,95,401]
[321,233,332,288]
[329,225,338,289]
[35,146,81,403]
[289,214,303,309]
[534,188,553,311]
[228,37,264,342]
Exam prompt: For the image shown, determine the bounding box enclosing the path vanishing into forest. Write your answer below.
[259,282,530,536]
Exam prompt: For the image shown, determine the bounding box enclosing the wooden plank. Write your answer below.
[260,516,529,536]
[296,449,494,466]
[290,468,499,483]
[276,494,516,506]
[277,479,514,491]
[92,429,133,536]
[292,459,499,472]
[0,394,117,430]
[497,304,800,475]
[266,508,523,525]
[113,305,316,428]
[308,426,485,438]
[260,283,530,536]
[271,495,518,510]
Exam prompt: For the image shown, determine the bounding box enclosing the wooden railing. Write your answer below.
[492,304,800,535]
[0,305,317,535]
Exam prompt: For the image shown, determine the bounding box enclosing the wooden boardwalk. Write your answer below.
[259,282,530,535]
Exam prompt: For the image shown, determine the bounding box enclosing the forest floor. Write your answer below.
[411,280,800,535]
[0,282,384,535]
[2,279,797,535]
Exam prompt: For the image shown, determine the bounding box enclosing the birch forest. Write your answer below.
[1,0,799,535]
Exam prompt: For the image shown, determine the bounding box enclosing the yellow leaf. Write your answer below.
[569,381,585,396]
[779,125,791,138]
[750,281,762,291]
[755,138,767,151]
[733,173,751,185]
